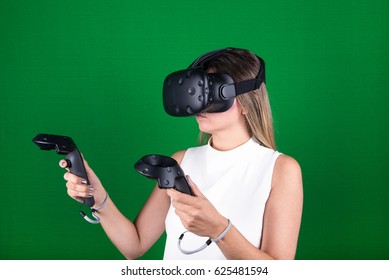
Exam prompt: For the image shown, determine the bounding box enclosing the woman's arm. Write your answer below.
[62,151,186,259]
[218,154,303,259]
[167,154,303,259]
[95,184,170,259]
[259,155,303,259]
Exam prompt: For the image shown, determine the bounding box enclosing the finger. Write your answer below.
[167,188,195,204]
[171,198,194,214]
[186,176,204,198]
[60,154,94,177]
[174,208,191,226]
[59,160,70,171]
[66,187,90,203]
[174,208,203,233]
[168,189,200,217]
[66,181,94,197]
[166,188,177,198]
[64,172,88,185]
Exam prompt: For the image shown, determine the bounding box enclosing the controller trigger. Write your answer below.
[65,159,72,168]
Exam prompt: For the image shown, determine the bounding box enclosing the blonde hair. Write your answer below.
[198,48,276,150]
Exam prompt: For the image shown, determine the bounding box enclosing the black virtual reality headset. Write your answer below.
[162,47,266,116]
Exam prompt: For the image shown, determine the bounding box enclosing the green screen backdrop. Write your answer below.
[1,0,388,260]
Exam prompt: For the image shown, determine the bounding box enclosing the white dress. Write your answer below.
[163,138,281,259]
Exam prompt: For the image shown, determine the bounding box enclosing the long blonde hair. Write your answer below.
[198,48,276,150]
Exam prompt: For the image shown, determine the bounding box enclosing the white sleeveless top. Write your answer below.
[163,138,281,260]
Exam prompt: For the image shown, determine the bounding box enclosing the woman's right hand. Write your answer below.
[59,157,106,208]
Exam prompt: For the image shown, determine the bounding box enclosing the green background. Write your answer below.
[1,0,388,260]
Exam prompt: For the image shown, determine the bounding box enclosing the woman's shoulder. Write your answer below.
[171,143,209,164]
[171,150,187,164]
[275,154,301,172]
[271,154,302,190]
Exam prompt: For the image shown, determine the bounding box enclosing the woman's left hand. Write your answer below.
[166,176,228,239]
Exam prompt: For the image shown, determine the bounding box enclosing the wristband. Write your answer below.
[80,192,109,224]
[211,219,232,243]
[93,192,109,212]
[178,219,232,254]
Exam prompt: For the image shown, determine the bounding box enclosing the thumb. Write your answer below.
[59,159,70,171]
[187,175,204,198]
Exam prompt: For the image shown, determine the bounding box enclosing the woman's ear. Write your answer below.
[236,99,248,115]
[241,107,248,115]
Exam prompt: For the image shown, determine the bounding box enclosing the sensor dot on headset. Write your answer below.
[187,87,196,95]
[186,106,193,114]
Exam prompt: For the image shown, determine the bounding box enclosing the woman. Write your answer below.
[61,48,303,260]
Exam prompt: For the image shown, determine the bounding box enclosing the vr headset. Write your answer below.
[163,47,266,116]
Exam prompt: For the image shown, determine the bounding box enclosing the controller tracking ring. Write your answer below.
[134,154,193,195]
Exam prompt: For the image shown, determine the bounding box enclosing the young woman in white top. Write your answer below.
[60,48,303,260]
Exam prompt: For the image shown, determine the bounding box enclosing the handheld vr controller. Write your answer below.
[134,154,193,196]
[32,133,95,207]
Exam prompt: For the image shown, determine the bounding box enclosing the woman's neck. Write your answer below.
[210,130,251,151]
